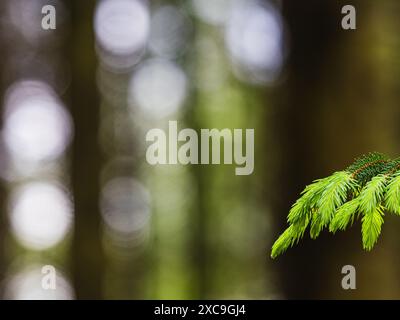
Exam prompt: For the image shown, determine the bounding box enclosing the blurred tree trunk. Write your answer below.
[0,3,8,293]
[272,0,399,298]
[273,1,343,299]
[69,0,104,299]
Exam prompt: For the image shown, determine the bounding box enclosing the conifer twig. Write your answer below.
[271,152,400,258]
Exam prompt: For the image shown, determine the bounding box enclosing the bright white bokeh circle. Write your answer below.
[225,0,284,83]
[9,181,73,250]
[3,80,72,164]
[94,0,150,55]
[129,59,187,118]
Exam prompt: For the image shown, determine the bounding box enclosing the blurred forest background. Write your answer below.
[0,0,400,299]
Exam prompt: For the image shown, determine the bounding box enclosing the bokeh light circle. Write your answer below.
[128,59,187,118]
[9,181,73,250]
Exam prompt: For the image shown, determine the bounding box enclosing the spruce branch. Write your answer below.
[271,152,400,259]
